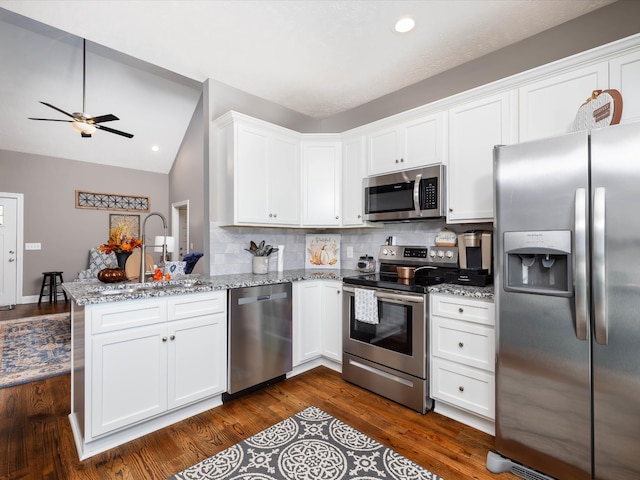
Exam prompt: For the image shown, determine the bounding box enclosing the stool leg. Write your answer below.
[38,275,47,304]
[57,273,68,302]
[50,275,56,303]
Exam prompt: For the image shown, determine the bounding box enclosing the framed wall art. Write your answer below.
[76,190,150,212]
[109,214,140,240]
[305,234,340,269]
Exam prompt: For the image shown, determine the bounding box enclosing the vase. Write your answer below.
[252,256,269,274]
[115,251,133,270]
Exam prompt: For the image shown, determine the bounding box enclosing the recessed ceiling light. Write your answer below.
[151,145,159,152]
[394,16,415,34]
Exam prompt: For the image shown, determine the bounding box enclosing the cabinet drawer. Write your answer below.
[91,300,166,333]
[432,316,495,372]
[431,357,494,419]
[167,291,226,320]
[431,294,494,326]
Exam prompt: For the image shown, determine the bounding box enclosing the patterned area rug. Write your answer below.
[168,405,444,480]
[0,314,71,388]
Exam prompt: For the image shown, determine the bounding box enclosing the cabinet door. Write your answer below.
[302,141,341,226]
[268,133,300,225]
[167,313,226,409]
[610,51,640,124]
[321,282,342,362]
[368,126,402,175]
[403,112,445,168]
[448,91,516,223]
[235,124,271,224]
[341,135,367,226]
[519,62,608,142]
[292,281,323,365]
[91,324,168,438]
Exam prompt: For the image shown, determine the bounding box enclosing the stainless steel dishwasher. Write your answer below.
[224,282,292,400]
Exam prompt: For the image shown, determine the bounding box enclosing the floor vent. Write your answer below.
[486,451,555,480]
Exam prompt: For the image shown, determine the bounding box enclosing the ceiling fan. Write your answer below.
[28,39,134,139]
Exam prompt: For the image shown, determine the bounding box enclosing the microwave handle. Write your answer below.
[413,173,422,216]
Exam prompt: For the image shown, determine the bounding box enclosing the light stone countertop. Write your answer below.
[63,268,493,306]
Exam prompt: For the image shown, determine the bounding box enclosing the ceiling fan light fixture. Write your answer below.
[71,121,97,135]
[394,16,416,33]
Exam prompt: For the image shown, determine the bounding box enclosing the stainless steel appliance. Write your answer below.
[488,123,640,479]
[446,230,493,286]
[363,165,446,222]
[224,283,292,400]
[342,245,459,413]
[356,255,376,273]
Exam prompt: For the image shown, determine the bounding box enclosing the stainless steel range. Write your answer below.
[342,244,459,413]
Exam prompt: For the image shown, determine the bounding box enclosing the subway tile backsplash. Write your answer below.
[209,220,492,275]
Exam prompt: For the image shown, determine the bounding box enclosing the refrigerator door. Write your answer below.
[591,122,640,480]
[494,131,591,479]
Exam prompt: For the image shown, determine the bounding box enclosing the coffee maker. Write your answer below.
[446,230,493,286]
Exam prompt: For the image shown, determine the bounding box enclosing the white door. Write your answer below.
[0,196,18,308]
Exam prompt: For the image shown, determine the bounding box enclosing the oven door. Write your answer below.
[342,285,427,379]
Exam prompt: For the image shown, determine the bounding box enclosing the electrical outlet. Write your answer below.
[25,242,41,250]
[347,246,354,258]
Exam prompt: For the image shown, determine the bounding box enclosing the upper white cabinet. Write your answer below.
[447,91,517,223]
[301,138,342,227]
[367,112,445,175]
[610,50,640,124]
[341,134,367,226]
[212,112,300,227]
[518,63,608,142]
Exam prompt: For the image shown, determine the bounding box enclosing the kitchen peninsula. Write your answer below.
[64,270,493,460]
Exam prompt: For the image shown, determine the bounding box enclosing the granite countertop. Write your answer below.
[63,268,493,306]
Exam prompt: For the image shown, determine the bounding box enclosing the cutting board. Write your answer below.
[125,250,155,281]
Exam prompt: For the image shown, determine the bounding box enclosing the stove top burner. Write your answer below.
[343,270,452,294]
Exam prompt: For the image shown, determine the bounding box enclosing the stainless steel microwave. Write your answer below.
[363,165,446,222]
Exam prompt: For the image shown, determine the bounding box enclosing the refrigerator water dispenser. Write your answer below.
[504,230,572,296]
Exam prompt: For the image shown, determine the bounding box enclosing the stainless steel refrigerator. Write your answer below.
[488,122,640,480]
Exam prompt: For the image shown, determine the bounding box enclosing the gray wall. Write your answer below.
[169,93,206,274]
[0,150,169,297]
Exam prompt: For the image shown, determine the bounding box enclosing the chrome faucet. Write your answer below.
[140,212,168,282]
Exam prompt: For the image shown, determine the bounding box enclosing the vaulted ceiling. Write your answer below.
[0,0,617,173]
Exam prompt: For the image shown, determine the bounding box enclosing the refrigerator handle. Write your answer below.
[593,187,608,345]
[574,188,588,341]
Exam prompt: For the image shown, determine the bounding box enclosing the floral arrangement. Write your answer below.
[98,225,142,255]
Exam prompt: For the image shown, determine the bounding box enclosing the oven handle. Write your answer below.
[342,285,424,304]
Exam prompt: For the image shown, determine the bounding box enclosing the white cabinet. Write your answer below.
[341,134,367,226]
[73,291,227,458]
[518,63,608,142]
[447,91,516,223]
[430,293,495,435]
[293,280,342,366]
[367,112,445,175]
[301,139,342,227]
[610,51,640,124]
[213,112,300,227]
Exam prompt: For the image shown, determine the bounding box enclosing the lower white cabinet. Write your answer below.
[430,293,495,435]
[293,280,342,366]
[71,291,227,459]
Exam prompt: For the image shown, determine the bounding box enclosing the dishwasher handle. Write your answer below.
[237,291,289,305]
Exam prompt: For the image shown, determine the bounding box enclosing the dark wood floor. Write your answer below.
[0,300,71,322]
[0,362,516,480]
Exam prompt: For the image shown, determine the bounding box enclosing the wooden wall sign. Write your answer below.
[75,190,150,212]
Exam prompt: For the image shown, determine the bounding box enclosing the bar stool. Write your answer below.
[38,271,68,304]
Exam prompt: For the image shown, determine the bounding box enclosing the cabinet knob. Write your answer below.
[400,158,404,163]
[449,208,454,212]
[273,213,277,218]
[458,307,464,314]
[357,214,361,219]
[269,213,273,218]
[170,335,176,341]
[458,385,465,392]
[395,159,399,163]
[458,342,464,348]
[335,216,339,220]
[337,290,340,294]
[8,258,15,262]
[162,336,168,342]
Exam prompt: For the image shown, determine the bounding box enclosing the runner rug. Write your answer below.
[168,405,444,480]
[0,313,71,388]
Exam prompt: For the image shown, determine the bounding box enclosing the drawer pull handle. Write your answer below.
[458,342,464,348]
[458,385,465,392]
[458,307,464,314]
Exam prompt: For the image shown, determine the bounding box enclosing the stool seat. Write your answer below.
[38,271,68,304]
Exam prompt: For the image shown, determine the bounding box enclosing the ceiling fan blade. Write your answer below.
[95,124,134,138]
[88,114,120,124]
[39,101,77,119]
[28,118,72,122]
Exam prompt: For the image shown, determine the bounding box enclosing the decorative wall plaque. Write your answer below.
[75,190,150,212]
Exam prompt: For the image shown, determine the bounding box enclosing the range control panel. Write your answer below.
[378,245,459,266]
